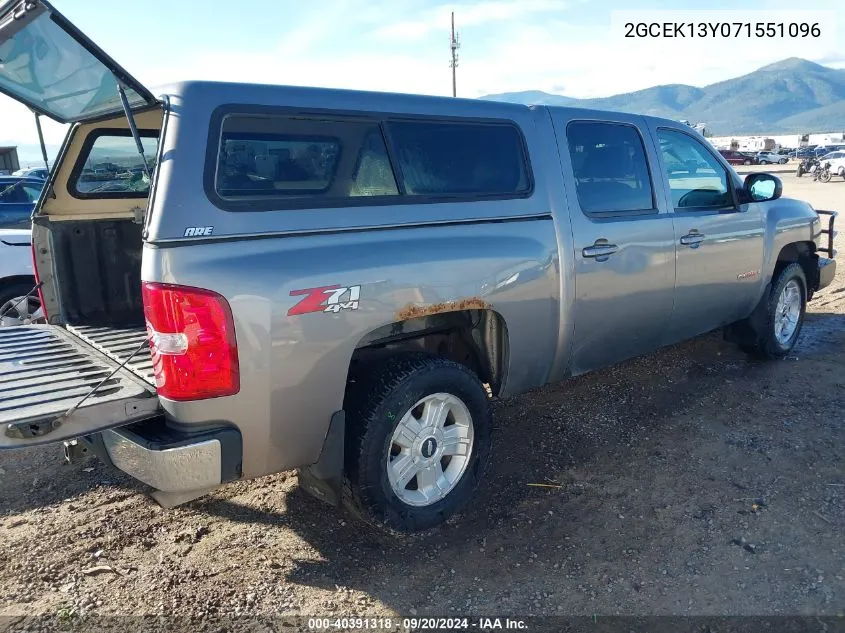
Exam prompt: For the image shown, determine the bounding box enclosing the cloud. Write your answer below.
[373,0,570,41]
[0,102,68,148]
[2,0,844,156]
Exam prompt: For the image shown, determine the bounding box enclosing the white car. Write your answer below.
[0,228,42,326]
[820,152,845,179]
[756,151,788,165]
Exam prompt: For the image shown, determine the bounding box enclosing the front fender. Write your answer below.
[761,196,818,286]
[0,230,34,281]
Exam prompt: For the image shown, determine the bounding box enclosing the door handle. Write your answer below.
[582,243,619,258]
[680,232,706,246]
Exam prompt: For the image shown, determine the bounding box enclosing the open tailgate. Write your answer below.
[0,325,159,449]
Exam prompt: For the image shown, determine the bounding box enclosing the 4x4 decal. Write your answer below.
[288,285,361,316]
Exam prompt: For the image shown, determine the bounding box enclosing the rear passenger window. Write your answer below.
[385,121,530,196]
[216,115,398,201]
[657,129,732,210]
[566,121,654,214]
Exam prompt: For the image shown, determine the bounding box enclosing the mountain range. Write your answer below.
[481,58,845,135]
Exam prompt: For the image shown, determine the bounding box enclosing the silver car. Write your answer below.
[0,0,837,533]
[756,151,789,165]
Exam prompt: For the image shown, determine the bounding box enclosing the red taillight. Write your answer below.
[141,282,240,401]
[30,243,47,320]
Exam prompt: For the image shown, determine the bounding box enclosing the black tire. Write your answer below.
[779,158,788,164]
[343,354,492,534]
[736,263,807,359]
[744,159,752,165]
[818,169,832,183]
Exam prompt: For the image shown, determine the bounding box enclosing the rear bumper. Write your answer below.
[89,418,242,493]
[818,257,836,291]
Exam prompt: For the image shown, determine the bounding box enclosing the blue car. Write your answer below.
[0,177,44,228]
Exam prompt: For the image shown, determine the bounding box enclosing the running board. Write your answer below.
[0,326,159,449]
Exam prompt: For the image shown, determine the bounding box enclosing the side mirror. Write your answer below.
[744,172,782,202]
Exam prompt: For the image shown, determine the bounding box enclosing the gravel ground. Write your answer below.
[1,171,843,629]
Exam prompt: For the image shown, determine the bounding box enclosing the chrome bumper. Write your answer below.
[102,429,221,492]
[818,257,836,291]
[96,421,242,493]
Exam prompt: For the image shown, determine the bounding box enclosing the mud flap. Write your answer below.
[297,410,345,506]
[723,282,773,348]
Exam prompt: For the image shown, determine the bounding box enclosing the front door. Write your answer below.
[649,126,766,344]
[551,114,677,376]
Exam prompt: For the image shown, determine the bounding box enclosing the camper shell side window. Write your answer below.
[203,105,534,212]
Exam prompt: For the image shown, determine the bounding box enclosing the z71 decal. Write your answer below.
[288,285,361,316]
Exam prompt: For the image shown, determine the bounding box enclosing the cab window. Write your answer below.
[0,181,41,203]
[70,130,159,198]
[566,121,655,215]
[657,129,732,210]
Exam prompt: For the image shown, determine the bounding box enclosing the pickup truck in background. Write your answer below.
[0,0,838,534]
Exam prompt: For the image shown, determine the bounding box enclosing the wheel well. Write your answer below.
[349,309,509,396]
[775,242,817,291]
[0,275,36,293]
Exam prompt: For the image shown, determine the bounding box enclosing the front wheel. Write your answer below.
[735,263,807,359]
[744,159,752,165]
[0,283,43,327]
[779,158,788,164]
[343,354,492,534]
[819,169,832,183]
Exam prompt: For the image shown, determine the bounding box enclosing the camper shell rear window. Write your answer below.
[205,106,533,212]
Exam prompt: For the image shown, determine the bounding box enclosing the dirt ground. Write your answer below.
[1,169,843,627]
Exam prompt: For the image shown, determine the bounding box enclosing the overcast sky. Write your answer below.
[1,0,843,160]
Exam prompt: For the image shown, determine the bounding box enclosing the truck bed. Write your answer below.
[0,326,159,449]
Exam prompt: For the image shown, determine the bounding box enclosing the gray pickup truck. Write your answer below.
[0,0,837,533]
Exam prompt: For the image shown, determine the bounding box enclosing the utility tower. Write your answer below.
[449,11,460,97]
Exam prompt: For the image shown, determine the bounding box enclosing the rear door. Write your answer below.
[550,112,677,375]
[648,125,766,344]
[0,0,156,122]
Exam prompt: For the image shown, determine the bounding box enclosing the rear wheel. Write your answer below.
[734,263,807,359]
[343,354,492,534]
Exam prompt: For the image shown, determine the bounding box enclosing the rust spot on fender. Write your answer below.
[395,297,493,321]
